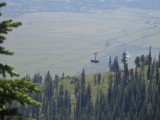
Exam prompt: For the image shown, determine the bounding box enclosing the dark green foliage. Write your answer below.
[97,73,101,84]
[74,69,95,120]
[113,56,119,72]
[62,72,65,80]
[2,1,160,120]
[80,69,86,108]
[0,2,40,119]
[0,2,21,78]
[140,55,145,70]
[86,83,91,101]
[44,71,53,100]
[121,51,127,67]
[113,56,121,87]
[94,73,101,85]
[54,74,59,86]
[73,49,160,120]
[19,49,160,120]
[107,73,113,104]
[108,56,112,72]
[42,71,53,120]
[147,64,151,80]
[30,73,42,120]
[27,72,72,120]
[19,74,42,120]
[0,78,41,119]
[148,46,152,66]
[135,53,154,71]
[156,62,159,84]
[134,56,140,68]
[151,59,156,80]
[94,74,97,85]
[147,47,152,80]
[74,78,80,98]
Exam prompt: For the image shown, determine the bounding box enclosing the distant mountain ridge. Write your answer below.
[2,0,160,17]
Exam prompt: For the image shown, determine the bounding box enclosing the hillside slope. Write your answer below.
[19,50,160,120]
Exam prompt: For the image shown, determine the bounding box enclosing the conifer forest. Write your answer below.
[17,49,160,120]
[0,1,160,120]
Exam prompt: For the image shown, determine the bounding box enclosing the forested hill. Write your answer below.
[3,0,160,17]
[19,48,160,120]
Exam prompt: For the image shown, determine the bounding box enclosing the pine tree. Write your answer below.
[148,46,152,66]
[113,56,120,86]
[113,56,119,72]
[0,2,40,119]
[134,56,140,68]
[97,73,101,84]
[81,69,86,108]
[151,59,156,80]
[108,56,112,72]
[42,71,53,119]
[62,72,65,79]
[54,74,59,87]
[155,62,159,84]
[74,78,80,99]
[57,83,64,110]
[107,73,113,104]
[86,83,91,100]
[140,55,145,70]
[94,74,97,85]
[31,73,43,119]
[0,2,21,78]
[147,65,151,80]
[147,47,152,80]
[121,51,127,68]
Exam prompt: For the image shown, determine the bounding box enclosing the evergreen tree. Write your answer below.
[0,2,21,78]
[148,46,152,66]
[107,73,113,104]
[0,2,40,119]
[108,56,112,72]
[147,65,151,80]
[62,72,65,80]
[97,73,101,84]
[113,56,120,87]
[81,69,86,108]
[134,56,140,68]
[147,47,152,80]
[64,90,71,120]
[123,63,129,86]
[121,51,127,68]
[74,78,80,98]
[42,71,53,120]
[86,83,91,101]
[113,56,119,72]
[155,62,159,84]
[54,74,59,87]
[57,83,64,110]
[94,74,97,85]
[12,51,160,120]
[151,59,156,80]
[30,73,43,119]
[140,55,145,70]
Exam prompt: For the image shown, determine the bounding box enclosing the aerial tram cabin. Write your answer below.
[91,52,99,63]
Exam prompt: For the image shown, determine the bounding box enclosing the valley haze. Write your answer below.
[1,0,160,77]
